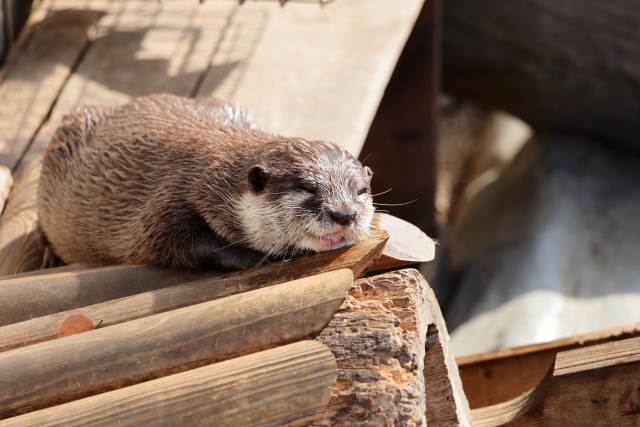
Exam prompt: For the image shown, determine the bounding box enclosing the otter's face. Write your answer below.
[237,142,374,257]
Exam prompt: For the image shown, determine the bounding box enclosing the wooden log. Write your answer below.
[0,229,387,327]
[373,212,435,270]
[0,341,336,427]
[0,0,107,170]
[458,322,640,409]
[443,0,640,153]
[0,161,43,277]
[0,165,12,214]
[0,270,352,419]
[471,336,640,426]
[0,267,353,353]
[313,269,471,426]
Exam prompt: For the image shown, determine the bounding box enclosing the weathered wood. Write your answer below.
[0,166,11,213]
[17,0,238,170]
[358,0,438,233]
[443,0,640,153]
[0,229,386,327]
[0,0,107,170]
[0,270,351,419]
[374,212,435,270]
[198,0,425,157]
[458,322,640,409]
[471,336,640,426]
[313,269,471,426]
[0,161,43,276]
[0,341,336,427]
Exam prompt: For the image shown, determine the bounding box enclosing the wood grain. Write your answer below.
[18,0,238,170]
[0,270,351,419]
[313,269,471,427]
[0,166,11,213]
[471,336,640,426]
[0,161,43,276]
[0,0,107,170]
[0,230,386,327]
[0,341,336,427]
[374,212,435,269]
[198,0,425,156]
[458,322,640,409]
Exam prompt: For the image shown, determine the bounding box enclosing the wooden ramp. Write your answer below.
[0,0,425,172]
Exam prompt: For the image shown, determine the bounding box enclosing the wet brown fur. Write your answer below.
[38,94,374,270]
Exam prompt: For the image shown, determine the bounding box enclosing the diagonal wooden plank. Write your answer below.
[17,0,238,170]
[0,0,109,171]
[198,0,425,156]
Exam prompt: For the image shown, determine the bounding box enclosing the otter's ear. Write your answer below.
[364,166,373,179]
[248,165,268,192]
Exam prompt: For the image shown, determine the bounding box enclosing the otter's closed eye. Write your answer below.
[358,188,368,196]
[298,184,316,194]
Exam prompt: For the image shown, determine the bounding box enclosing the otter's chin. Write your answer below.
[299,234,355,252]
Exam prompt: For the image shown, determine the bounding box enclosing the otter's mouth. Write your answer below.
[312,234,345,249]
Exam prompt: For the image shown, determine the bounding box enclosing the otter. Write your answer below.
[37,94,374,271]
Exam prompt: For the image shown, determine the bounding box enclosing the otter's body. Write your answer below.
[38,94,374,270]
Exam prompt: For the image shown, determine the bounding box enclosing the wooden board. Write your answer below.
[457,322,640,409]
[358,0,438,233]
[313,268,471,426]
[198,0,425,156]
[0,0,109,171]
[0,341,336,427]
[471,336,640,426]
[0,271,351,419]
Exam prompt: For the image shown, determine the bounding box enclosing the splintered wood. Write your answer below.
[314,269,471,427]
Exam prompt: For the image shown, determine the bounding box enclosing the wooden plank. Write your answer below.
[0,340,336,427]
[0,0,109,171]
[198,0,425,156]
[0,229,387,327]
[357,0,438,233]
[471,336,640,426]
[457,322,640,409]
[18,0,238,170]
[374,212,435,270]
[0,270,351,419]
[313,268,471,426]
[0,165,11,213]
[0,161,43,276]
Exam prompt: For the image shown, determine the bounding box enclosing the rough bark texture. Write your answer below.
[314,268,471,427]
[443,0,640,151]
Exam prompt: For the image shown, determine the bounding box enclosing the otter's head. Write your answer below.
[237,137,374,257]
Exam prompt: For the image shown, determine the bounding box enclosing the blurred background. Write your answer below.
[2,0,640,360]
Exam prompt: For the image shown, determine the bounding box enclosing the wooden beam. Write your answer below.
[373,212,435,270]
[198,0,425,157]
[0,230,387,327]
[471,336,640,426]
[313,268,471,426]
[457,322,640,409]
[357,0,439,233]
[0,161,43,276]
[0,270,351,419]
[0,341,336,427]
[0,0,108,171]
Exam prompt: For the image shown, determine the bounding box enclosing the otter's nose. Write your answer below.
[330,210,356,226]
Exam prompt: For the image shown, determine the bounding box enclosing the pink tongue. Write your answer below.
[319,234,345,245]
